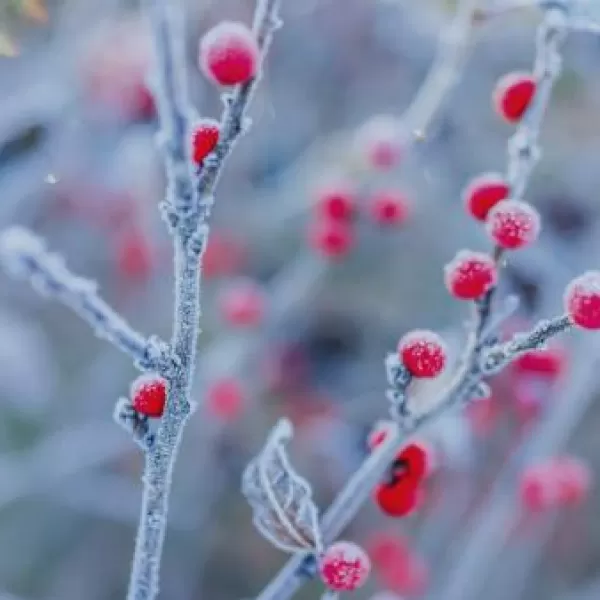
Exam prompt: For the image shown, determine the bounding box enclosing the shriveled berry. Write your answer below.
[462,173,510,221]
[564,271,600,330]
[355,114,404,170]
[486,199,540,249]
[220,279,265,327]
[368,190,410,226]
[493,72,536,123]
[444,250,497,300]
[199,22,259,86]
[398,330,447,378]
[192,119,220,164]
[315,182,355,221]
[131,374,167,418]
[309,219,354,259]
[319,541,371,591]
[207,378,244,421]
[375,480,420,517]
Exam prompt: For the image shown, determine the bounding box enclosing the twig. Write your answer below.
[0,228,173,375]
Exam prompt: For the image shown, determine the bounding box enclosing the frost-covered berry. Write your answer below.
[374,480,420,518]
[493,72,536,123]
[564,271,600,330]
[354,114,404,170]
[207,378,244,421]
[131,374,167,418]
[316,182,356,221]
[199,22,259,86]
[192,119,220,164]
[462,173,510,221]
[444,250,497,300]
[220,279,265,327]
[319,541,371,591]
[398,330,447,378]
[368,190,410,226]
[309,219,354,259]
[486,199,540,249]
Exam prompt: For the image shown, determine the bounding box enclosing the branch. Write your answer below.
[0,227,173,375]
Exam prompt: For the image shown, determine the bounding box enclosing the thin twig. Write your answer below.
[0,228,173,375]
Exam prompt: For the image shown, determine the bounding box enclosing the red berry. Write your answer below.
[192,119,220,164]
[493,72,536,123]
[309,219,354,259]
[444,250,497,300]
[554,456,592,506]
[116,230,154,280]
[486,199,540,249]
[202,233,245,279]
[379,553,429,597]
[319,541,371,591]
[374,480,420,517]
[220,279,265,327]
[131,374,167,417]
[368,190,410,226]
[315,182,355,221]
[396,443,429,482]
[564,271,600,330]
[519,464,557,512]
[365,533,411,570]
[355,115,404,170]
[398,330,447,378]
[514,347,566,377]
[199,22,259,86]
[207,378,244,421]
[463,173,510,221]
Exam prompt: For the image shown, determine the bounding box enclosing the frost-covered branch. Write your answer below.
[0,227,173,375]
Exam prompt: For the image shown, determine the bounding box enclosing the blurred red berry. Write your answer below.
[220,279,265,327]
[444,250,497,300]
[379,553,429,597]
[374,480,420,517]
[309,219,354,259]
[316,182,356,221]
[116,230,154,280]
[564,271,600,329]
[493,72,536,123]
[554,456,592,506]
[467,396,498,437]
[463,173,510,221]
[514,347,566,377]
[365,533,411,570]
[486,199,540,249]
[368,190,410,226]
[519,464,556,512]
[192,119,220,164]
[199,22,259,86]
[355,115,403,170]
[131,83,156,119]
[398,330,447,378]
[207,378,244,421]
[131,374,167,418]
[319,541,371,591]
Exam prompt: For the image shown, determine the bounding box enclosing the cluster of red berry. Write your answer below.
[308,180,411,259]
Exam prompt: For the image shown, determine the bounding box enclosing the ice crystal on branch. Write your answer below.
[242,419,324,554]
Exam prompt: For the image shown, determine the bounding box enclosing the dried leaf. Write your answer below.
[242,419,323,554]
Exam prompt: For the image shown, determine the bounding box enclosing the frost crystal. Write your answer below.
[242,419,323,554]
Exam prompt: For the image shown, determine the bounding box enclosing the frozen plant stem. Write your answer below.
[128,1,282,600]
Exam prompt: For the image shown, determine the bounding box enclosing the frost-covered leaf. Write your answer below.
[242,419,323,554]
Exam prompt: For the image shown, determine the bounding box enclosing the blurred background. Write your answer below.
[1,0,600,599]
